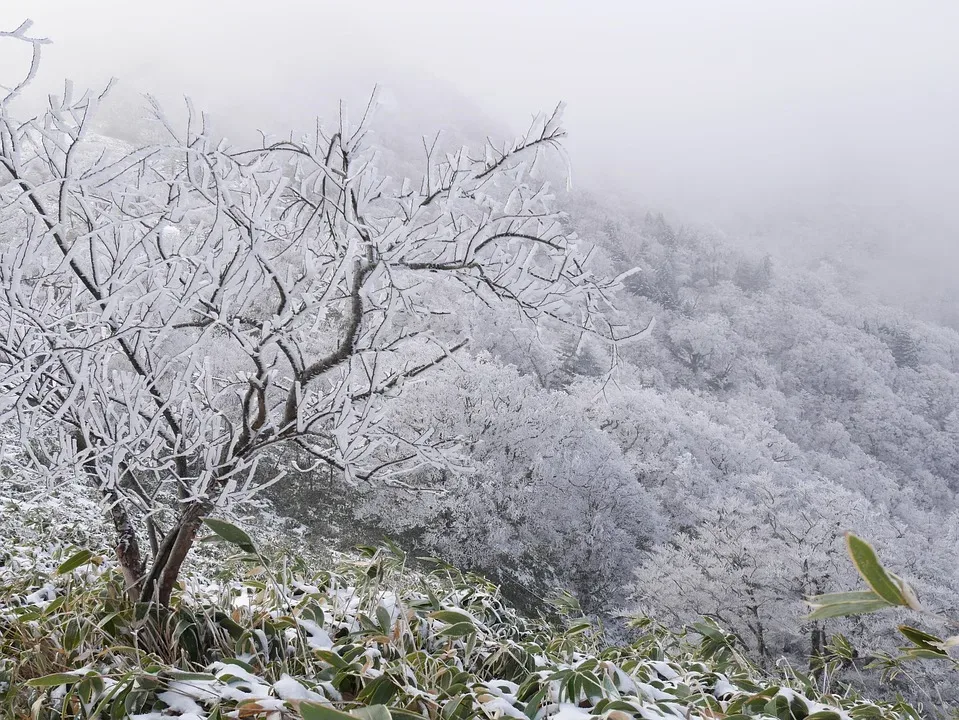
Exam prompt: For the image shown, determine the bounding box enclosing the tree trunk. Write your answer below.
[808,622,826,681]
[139,500,209,606]
[76,433,145,601]
[107,492,146,601]
[156,502,207,606]
[746,603,768,661]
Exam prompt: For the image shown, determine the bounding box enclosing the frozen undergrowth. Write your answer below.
[0,458,920,720]
[0,433,319,587]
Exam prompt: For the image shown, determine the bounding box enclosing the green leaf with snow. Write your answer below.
[56,549,97,575]
[300,703,359,720]
[845,533,912,607]
[437,621,476,638]
[430,609,475,626]
[354,706,393,720]
[806,590,893,619]
[898,625,948,657]
[202,517,257,554]
[300,704,393,720]
[375,604,393,633]
[26,672,83,687]
[357,675,400,705]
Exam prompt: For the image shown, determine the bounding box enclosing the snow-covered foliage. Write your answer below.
[2,16,956,718]
[339,198,959,712]
[0,472,919,720]
[0,21,639,607]
[362,355,663,604]
[568,202,959,708]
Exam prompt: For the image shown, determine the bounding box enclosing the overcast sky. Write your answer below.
[3,1,958,305]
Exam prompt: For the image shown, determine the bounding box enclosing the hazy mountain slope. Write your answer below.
[0,463,919,720]
[6,95,957,713]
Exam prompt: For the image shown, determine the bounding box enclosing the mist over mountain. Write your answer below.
[5,2,956,310]
[3,3,959,717]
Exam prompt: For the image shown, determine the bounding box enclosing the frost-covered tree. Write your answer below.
[633,473,881,662]
[361,356,662,610]
[543,196,959,706]
[0,21,629,605]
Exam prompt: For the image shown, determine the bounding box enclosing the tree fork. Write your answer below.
[138,500,209,605]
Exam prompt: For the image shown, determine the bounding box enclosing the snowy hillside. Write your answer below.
[2,15,956,718]
[0,467,919,720]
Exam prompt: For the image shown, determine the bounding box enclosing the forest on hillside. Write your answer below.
[2,11,959,718]
[336,192,959,708]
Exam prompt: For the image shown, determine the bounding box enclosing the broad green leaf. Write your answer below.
[522,687,548,720]
[386,711,423,720]
[764,695,792,720]
[438,621,477,638]
[808,590,887,605]
[787,693,809,720]
[343,645,369,663]
[314,649,349,669]
[26,672,83,687]
[202,518,257,554]
[898,625,947,655]
[807,600,892,620]
[430,610,475,626]
[691,620,725,641]
[354,706,393,720]
[300,703,357,720]
[565,621,593,636]
[806,590,892,619]
[375,605,393,633]
[165,670,218,682]
[41,595,65,616]
[899,647,950,660]
[357,675,399,705]
[442,695,473,720]
[845,533,907,606]
[848,706,884,720]
[299,604,325,628]
[300,705,393,720]
[423,584,442,611]
[56,548,96,575]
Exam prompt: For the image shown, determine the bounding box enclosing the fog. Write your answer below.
[6,7,959,711]
[3,0,958,315]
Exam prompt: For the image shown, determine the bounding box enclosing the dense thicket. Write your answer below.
[0,21,628,609]
[2,24,956,711]
[332,193,959,710]
[0,467,921,720]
